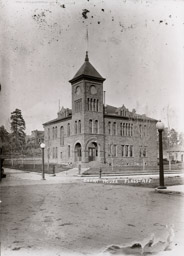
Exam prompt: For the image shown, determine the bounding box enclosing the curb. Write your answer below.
[155,188,184,196]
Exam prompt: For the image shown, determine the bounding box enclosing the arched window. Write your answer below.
[94,99,96,111]
[90,99,92,111]
[94,120,98,134]
[78,120,81,133]
[67,123,70,136]
[89,119,92,133]
[87,98,90,111]
[97,100,99,112]
[60,126,64,146]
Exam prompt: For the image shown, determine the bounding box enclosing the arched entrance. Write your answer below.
[74,143,82,162]
[88,142,98,162]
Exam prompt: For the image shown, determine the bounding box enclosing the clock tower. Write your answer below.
[69,52,106,163]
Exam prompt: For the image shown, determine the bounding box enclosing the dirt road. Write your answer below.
[1,181,184,255]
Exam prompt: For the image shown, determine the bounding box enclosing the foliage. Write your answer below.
[10,109,26,153]
[0,126,10,154]
[162,127,183,150]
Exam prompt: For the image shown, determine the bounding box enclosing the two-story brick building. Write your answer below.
[43,52,157,167]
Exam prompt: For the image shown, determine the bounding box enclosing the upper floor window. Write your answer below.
[67,123,70,136]
[89,119,92,133]
[139,124,142,137]
[108,121,111,135]
[75,121,77,134]
[48,128,50,140]
[52,127,55,140]
[87,98,99,112]
[55,126,57,139]
[94,120,98,134]
[78,120,81,134]
[123,123,125,136]
[60,126,64,146]
[113,122,116,135]
[75,99,82,113]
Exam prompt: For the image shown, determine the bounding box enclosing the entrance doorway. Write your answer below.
[88,142,98,162]
[75,143,82,162]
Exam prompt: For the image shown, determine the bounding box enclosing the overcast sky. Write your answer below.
[0,0,184,134]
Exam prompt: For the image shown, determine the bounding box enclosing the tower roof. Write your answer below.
[69,52,105,84]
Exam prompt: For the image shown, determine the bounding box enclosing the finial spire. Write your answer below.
[85,51,89,61]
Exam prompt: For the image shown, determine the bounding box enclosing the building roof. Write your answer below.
[69,52,106,83]
[105,104,157,122]
[43,115,72,126]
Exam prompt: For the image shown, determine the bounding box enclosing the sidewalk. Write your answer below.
[1,168,184,195]
[155,185,184,195]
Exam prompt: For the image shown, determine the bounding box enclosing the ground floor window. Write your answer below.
[121,145,134,158]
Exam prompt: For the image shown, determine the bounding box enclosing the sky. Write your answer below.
[0,0,184,135]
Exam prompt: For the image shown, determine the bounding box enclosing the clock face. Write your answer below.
[90,85,97,95]
[75,86,81,95]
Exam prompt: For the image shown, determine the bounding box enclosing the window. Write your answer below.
[121,145,124,157]
[48,128,50,140]
[143,125,147,137]
[120,123,123,136]
[87,98,90,111]
[55,127,57,139]
[47,148,50,159]
[108,122,111,135]
[125,145,129,157]
[60,126,64,146]
[67,123,70,136]
[128,124,131,136]
[78,120,81,133]
[113,122,116,135]
[52,127,55,140]
[94,120,98,134]
[68,145,70,158]
[56,147,58,159]
[129,145,133,157]
[123,123,125,136]
[75,121,77,134]
[93,99,96,111]
[143,147,147,157]
[60,152,63,159]
[97,100,99,112]
[139,146,142,157]
[90,99,92,111]
[139,124,142,137]
[89,119,92,133]
[114,145,117,157]
[75,99,82,113]
[131,124,133,136]
[53,147,55,158]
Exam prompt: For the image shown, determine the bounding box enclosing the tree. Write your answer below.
[0,126,10,154]
[168,128,178,147]
[178,132,184,146]
[10,109,26,153]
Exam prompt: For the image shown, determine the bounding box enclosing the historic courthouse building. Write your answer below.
[43,52,157,167]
